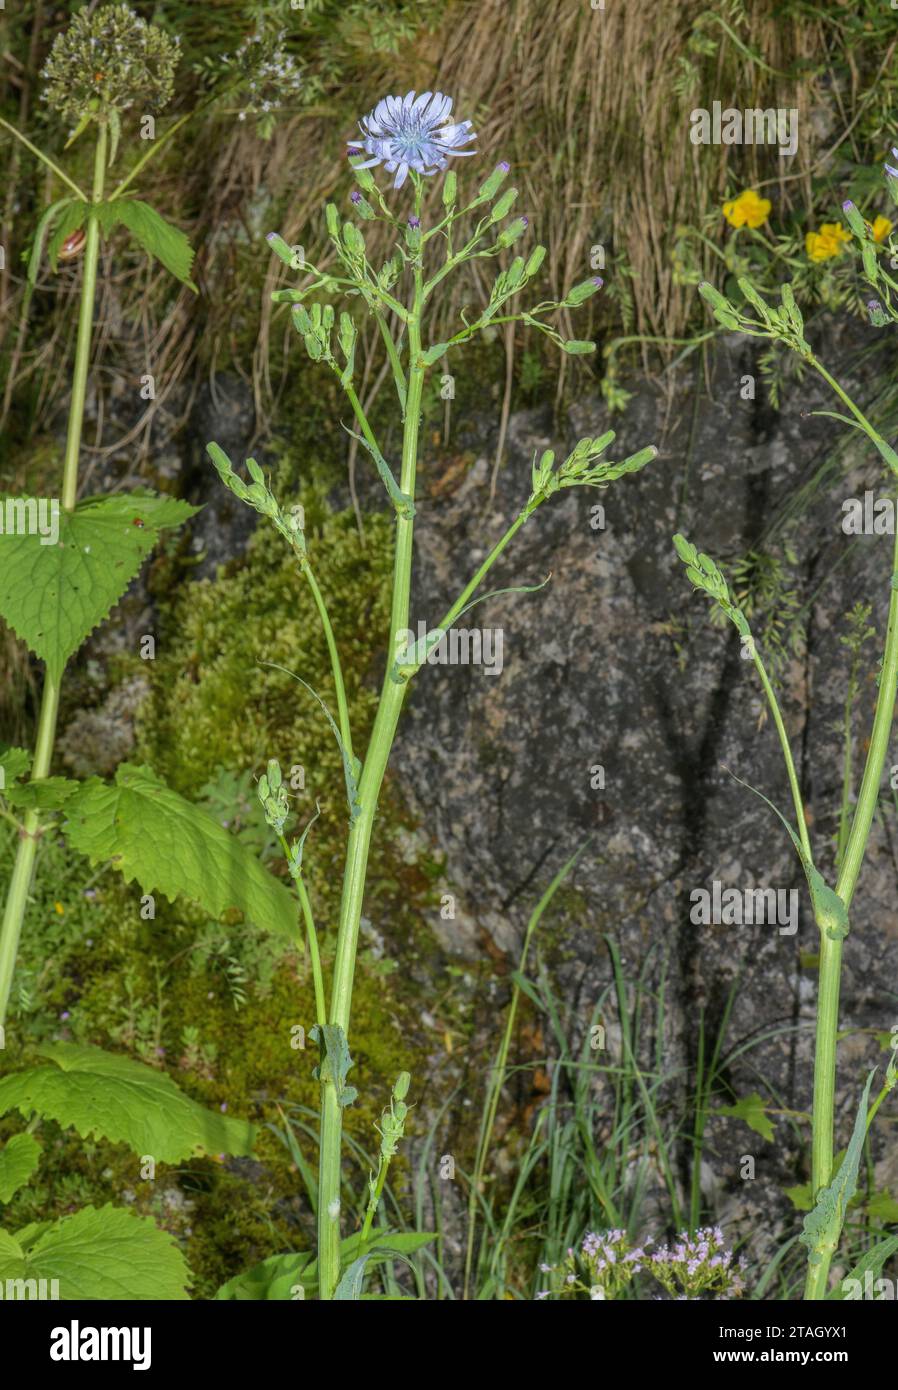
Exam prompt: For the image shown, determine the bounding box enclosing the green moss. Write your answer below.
[0,482,460,1292]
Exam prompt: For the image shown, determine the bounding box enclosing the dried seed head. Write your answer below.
[42,4,179,124]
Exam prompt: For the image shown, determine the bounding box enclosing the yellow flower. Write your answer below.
[805,222,852,262]
[54,901,64,915]
[723,190,772,230]
[871,215,893,243]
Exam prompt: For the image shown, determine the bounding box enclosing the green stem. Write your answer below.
[371,311,407,410]
[0,124,106,1028]
[109,110,192,199]
[751,645,812,860]
[300,559,354,770]
[360,1148,393,1245]
[836,660,860,869]
[0,116,87,200]
[316,184,426,1301]
[277,831,326,1030]
[801,358,898,1299]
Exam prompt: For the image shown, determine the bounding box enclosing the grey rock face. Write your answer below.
[392,325,898,1255]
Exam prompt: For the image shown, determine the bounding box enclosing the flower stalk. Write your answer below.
[0,122,107,1027]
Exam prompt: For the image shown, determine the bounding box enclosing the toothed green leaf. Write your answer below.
[0,492,198,682]
[4,764,299,941]
[0,1133,41,1202]
[0,1042,255,1163]
[0,1204,190,1299]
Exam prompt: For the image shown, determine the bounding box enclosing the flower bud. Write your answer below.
[489,188,518,223]
[393,1071,411,1100]
[266,232,301,268]
[841,199,866,239]
[442,171,457,210]
[478,161,511,201]
[350,190,375,220]
[566,276,603,305]
[349,159,376,192]
[496,216,529,248]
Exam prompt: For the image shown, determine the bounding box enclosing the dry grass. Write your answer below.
[0,0,887,463]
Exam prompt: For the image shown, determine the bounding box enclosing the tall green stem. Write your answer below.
[0,123,106,1027]
[316,207,426,1301]
[802,356,898,1298]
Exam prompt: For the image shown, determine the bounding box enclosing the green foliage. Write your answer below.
[801,1071,875,1268]
[135,492,392,804]
[0,493,197,683]
[0,1042,256,1162]
[0,1204,190,1299]
[829,1238,898,1299]
[0,1133,41,1202]
[45,201,86,273]
[718,1092,776,1143]
[99,199,198,291]
[213,1230,433,1300]
[6,763,299,941]
[312,1024,358,1108]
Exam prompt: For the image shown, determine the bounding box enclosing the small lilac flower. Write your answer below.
[60,1010,70,1021]
[350,190,362,205]
[886,147,898,180]
[348,90,476,190]
[408,215,421,228]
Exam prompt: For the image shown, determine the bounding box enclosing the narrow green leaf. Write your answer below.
[800,1071,876,1268]
[333,1252,372,1300]
[829,1237,898,1299]
[214,1252,311,1300]
[263,662,361,824]
[27,198,75,286]
[46,201,87,271]
[107,108,121,168]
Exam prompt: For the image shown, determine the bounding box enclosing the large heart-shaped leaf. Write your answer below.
[0,1204,190,1299]
[0,1043,255,1163]
[0,492,198,682]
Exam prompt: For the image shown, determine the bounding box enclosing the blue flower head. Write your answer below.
[348,91,476,190]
